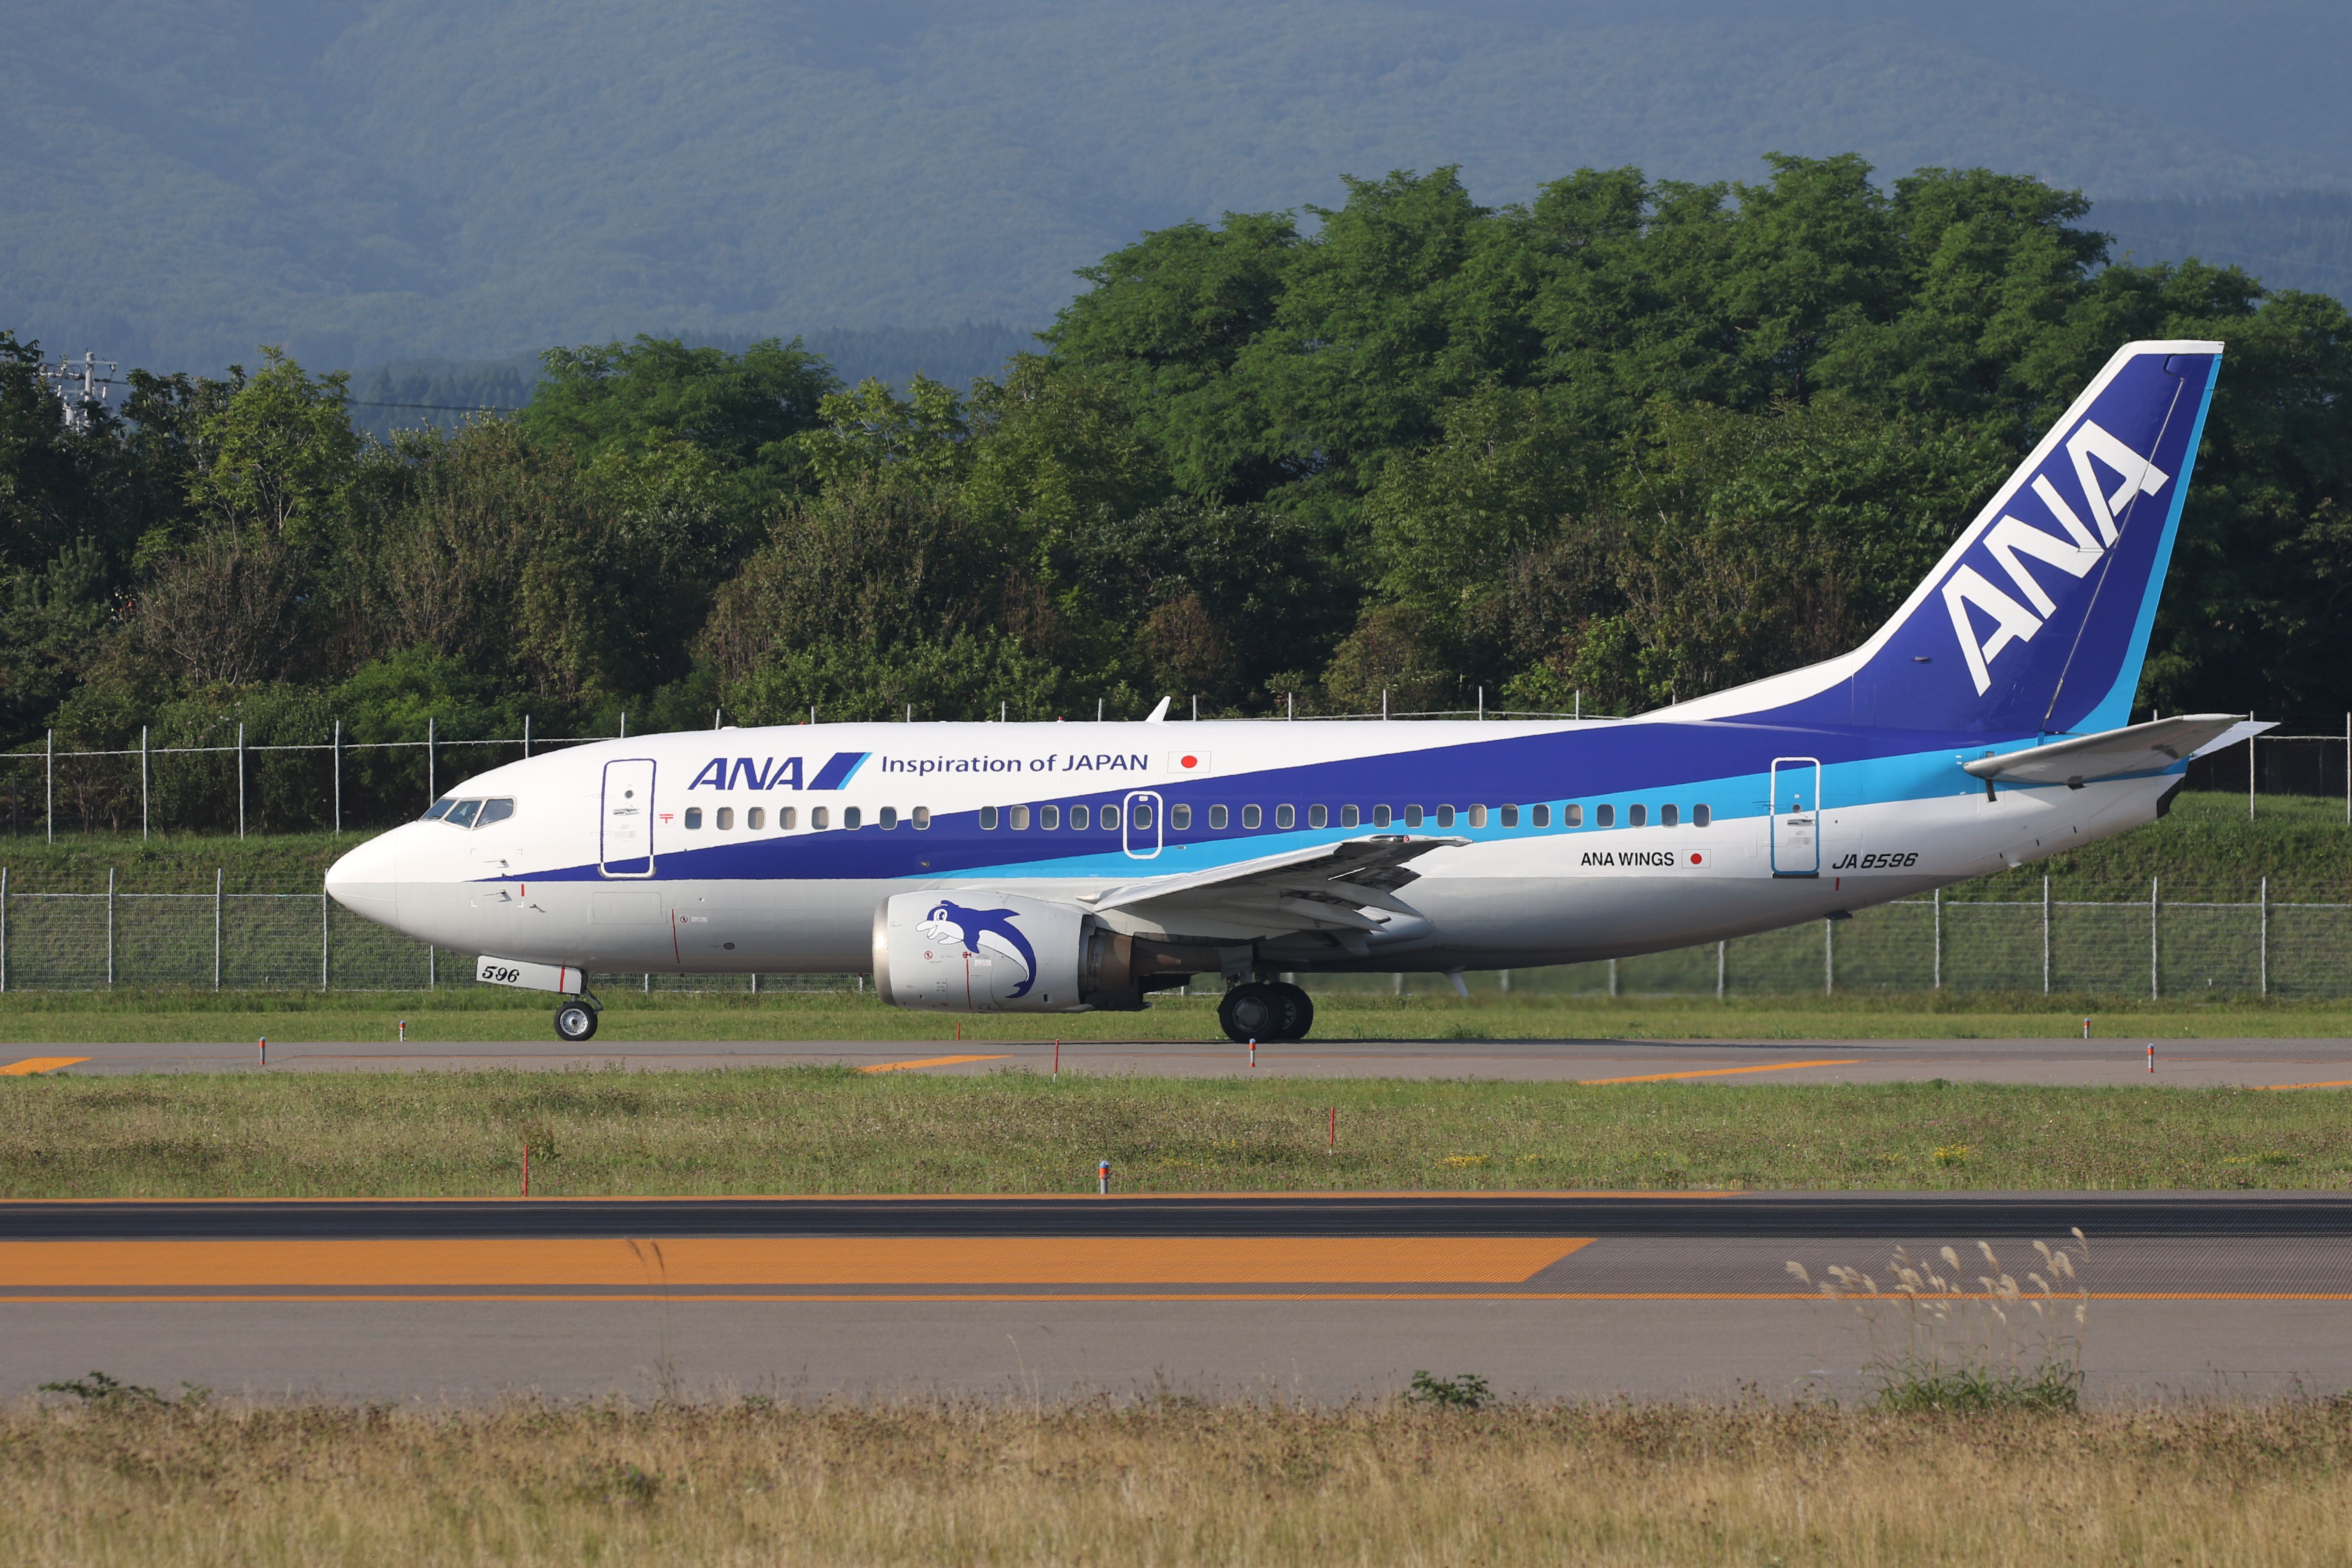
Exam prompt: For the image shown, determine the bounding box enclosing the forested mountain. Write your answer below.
[6,156,2349,833]
[6,0,2349,374]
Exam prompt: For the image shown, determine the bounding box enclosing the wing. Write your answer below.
[1085,835,1467,943]
[1961,714,2266,788]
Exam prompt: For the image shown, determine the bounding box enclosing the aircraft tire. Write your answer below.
[1218,983,1285,1044]
[1269,982,1314,1041]
[554,1001,599,1042]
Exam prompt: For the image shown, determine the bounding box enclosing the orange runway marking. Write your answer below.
[1578,1059,1861,1085]
[2253,1080,2352,1090]
[0,1237,1592,1289]
[0,1057,89,1076]
[857,1054,1011,1074]
[9,1288,2351,1306]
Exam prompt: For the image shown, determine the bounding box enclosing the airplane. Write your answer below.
[328,339,2260,1045]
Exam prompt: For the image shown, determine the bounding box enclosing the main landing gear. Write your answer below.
[554,993,602,1042]
[1219,981,1314,1044]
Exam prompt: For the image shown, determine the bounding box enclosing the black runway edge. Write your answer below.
[4,1192,2350,1241]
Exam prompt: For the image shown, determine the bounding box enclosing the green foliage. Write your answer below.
[1405,1372,1494,1410]
[6,156,2352,802]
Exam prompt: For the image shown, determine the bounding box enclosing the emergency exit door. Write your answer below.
[600,758,657,877]
[1770,757,1820,879]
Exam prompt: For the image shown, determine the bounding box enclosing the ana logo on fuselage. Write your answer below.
[1940,420,2169,695]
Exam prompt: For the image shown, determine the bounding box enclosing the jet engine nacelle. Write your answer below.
[873,891,1093,1013]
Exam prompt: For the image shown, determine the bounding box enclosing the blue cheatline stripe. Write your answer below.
[809,751,871,790]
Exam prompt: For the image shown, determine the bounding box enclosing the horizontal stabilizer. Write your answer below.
[1961,714,2264,787]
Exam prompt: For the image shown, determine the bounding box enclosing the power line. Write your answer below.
[349,399,526,413]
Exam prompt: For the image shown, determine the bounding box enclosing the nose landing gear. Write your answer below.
[1218,981,1313,1043]
[554,994,602,1042]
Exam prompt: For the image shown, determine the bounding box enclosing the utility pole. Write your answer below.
[38,351,122,431]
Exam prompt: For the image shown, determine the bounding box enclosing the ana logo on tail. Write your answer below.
[914,900,1040,997]
[1942,420,2169,695]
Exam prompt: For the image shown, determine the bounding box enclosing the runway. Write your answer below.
[6,1192,2349,1405]
[15,1035,2352,1086]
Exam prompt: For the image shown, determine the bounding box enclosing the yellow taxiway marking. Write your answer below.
[1578,1059,1861,1085]
[2253,1079,2352,1090]
[0,1057,89,1076]
[0,1236,1592,1288]
[857,1054,1011,1074]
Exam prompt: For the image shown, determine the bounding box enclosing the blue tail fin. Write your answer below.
[1731,340,2221,737]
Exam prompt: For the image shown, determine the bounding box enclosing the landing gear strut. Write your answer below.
[554,993,601,1042]
[1218,981,1314,1044]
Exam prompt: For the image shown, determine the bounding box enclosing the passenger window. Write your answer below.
[1130,803,1151,830]
[1308,805,1327,829]
[1436,805,1456,829]
[812,806,830,829]
[778,807,796,829]
[1010,805,1030,830]
[1501,805,1518,827]
[423,799,454,821]
[1041,805,1061,830]
[1467,805,1488,828]
[1102,805,1120,830]
[684,807,704,830]
[1595,804,1614,827]
[1070,805,1089,830]
[1661,804,1679,827]
[844,806,863,829]
[748,807,765,830]
[1405,806,1424,828]
[1209,805,1228,829]
[913,807,931,830]
[879,806,898,830]
[1275,805,1295,830]
[1171,803,1191,829]
[717,807,735,830]
[1341,805,1359,827]
[1373,805,1392,828]
[478,798,515,827]
[444,799,482,829]
[1694,804,1711,827]
[1531,804,1550,827]
[1629,804,1647,827]
[981,805,1000,830]
[1563,804,1581,827]
[1242,805,1262,829]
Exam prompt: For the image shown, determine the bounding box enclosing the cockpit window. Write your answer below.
[478,798,514,826]
[422,799,454,821]
[444,799,482,829]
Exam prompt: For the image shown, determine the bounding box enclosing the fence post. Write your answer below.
[1715,939,1726,1001]
[332,719,341,837]
[426,715,436,806]
[141,726,150,841]
[45,729,53,844]
[1823,918,1834,996]
[2042,875,2051,995]
[524,712,531,760]
[106,867,115,986]
[2259,876,2269,998]
[213,868,222,990]
[1932,887,1942,989]
[2150,876,2160,1001]
[320,886,329,992]
[236,722,246,840]
[1607,957,1618,998]
[2247,712,2256,821]
[1,865,9,992]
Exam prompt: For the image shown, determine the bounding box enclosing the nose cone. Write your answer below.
[325,830,404,927]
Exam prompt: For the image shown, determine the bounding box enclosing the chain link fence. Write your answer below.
[0,867,2344,999]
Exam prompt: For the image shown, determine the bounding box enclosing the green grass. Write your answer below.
[4,1070,2349,1197]
[3,987,2350,1042]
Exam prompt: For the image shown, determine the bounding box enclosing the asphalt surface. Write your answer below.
[17,1035,2352,1086]
[7,1192,2350,1404]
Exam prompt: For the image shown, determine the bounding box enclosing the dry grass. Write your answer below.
[6,1396,2352,1566]
[9,1070,2352,1196]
